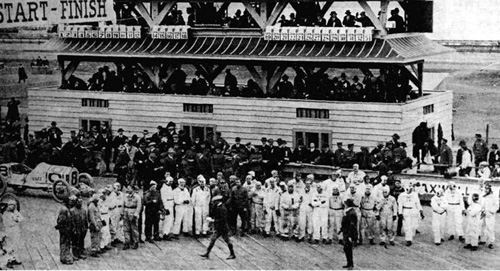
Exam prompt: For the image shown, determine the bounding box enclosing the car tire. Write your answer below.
[78,173,94,188]
[52,179,70,203]
[1,192,21,211]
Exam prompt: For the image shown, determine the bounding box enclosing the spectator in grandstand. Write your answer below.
[224,69,238,95]
[191,71,209,96]
[388,8,405,33]
[343,10,356,27]
[327,11,342,27]
[275,74,294,98]
[355,11,373,27]
[457,140,473,177]
[472,133,489,171]
[18,64,27,84]
[313,13,326,26]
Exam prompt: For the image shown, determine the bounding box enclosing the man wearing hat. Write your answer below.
[347,164,366,189]
[264,177,281,237]
[342,10,355,27]
[249,181,266,234]
[435,138,453,175]
[334,142,346,167]
[397,182,422,246]
[311,183,329,244]
[88,193,103,256]
[160,176,175,240]
[464,193,482,251]
[488,143,500,168]
[481,182,499,249]
[443,180,465,242]
[430,187,447,245]
[343,183,362,242]
[360,184,377,245]
[122,185,142,250]
[473,134,489,173]
[340,199,358,269]
[2,195,23,268]
[344,144,356,168]
[327,11,342,27]
[327,183,344,244]
[229,178,250,236]
[477,161,491,180]
[115,145,131,188]
[99,189,112,251]
[200,191,236,260]
[279,180,301,240]
[70,194,88,259]
[143,181,161,242]
[457,140,473,177]
[112,128,128,163]
[412,122,430,167]
[138,130,150,146]
[297,178,314,242]
[134,142,149,189]
[56,195,77,263]
[377,185,397,246]
[192,176,211,237]
[173,178,193,238]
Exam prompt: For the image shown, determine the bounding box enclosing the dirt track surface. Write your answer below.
[4,177,500,270]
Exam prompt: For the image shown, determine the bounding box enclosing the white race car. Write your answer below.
[0,162,94,202]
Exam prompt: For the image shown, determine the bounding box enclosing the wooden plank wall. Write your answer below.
[28,88,452,151]
[401,91,453,145]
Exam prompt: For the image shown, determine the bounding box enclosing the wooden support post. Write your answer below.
[268,66,287,93]
[246,65,265,93]
[403,65,422,97]
[242,1,266,30]
[151,2,159,18]
[417,62,423,97]
[137,63,160,88]
[135,3,154,28]
[62,61,80,81]
[217,2,230,18]
[357,0,387,37]
[209,65,227,84]
[315,67,328,75]
[359,67,372,77]
[379,0,390,28]
[152,1,177,25]
[193,64,212,82]
[266,1,288,26]
[320,1,333,17]
[58,58,65,86]
[260,2,267,21]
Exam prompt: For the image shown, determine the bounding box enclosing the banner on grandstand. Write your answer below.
[0,0,115,28]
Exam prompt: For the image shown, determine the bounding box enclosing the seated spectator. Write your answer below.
[229,10,243,28]
[313,13,326,26]
[275,75,294,98]
[191,71,209,95]
[355,12,373,27]
[327,11,342,27]
[388,8,405,33]
[343,10,356,27]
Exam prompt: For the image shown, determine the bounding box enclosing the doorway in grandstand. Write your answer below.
[182,124,216,142]
[293,130,331,149]
[80,119,111,133]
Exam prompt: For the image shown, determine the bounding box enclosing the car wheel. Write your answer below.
[1,192,21,211]
[0,177,7,197]
[52,179,70,203]
[78,173,94,188]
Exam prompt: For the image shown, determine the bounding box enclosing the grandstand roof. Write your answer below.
[46,33,451,66]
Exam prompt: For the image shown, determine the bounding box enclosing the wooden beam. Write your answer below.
[193,64,211,81]
[417,62,423,96]
[403,65,421,95]
[266,1,288,25]
[260,2,268,21]
[63,61,80,81]
[137,63,159,87]
[217,2,230,17]
[359,67,372,76]
[135,3,154,28]
[357,0,387,37]
[152,1,177,25]
[268,65,287,92]
[379,0,390,27]
[151,2,159,18]
[320,1,333,17]
[246,65,265,93]
[209,64,227,83]
[242,1,266,30]
[315,67,328,75]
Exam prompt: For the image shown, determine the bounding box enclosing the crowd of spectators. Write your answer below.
[65,65,417,103]
[114,2,405,32]
[30,56,50,68]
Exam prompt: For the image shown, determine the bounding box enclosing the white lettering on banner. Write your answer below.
[400,178,500,197]
[0,0,115,28]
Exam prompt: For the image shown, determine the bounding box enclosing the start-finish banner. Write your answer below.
[0,0,116,28]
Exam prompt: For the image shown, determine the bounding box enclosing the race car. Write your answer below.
[0,162,94,202]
